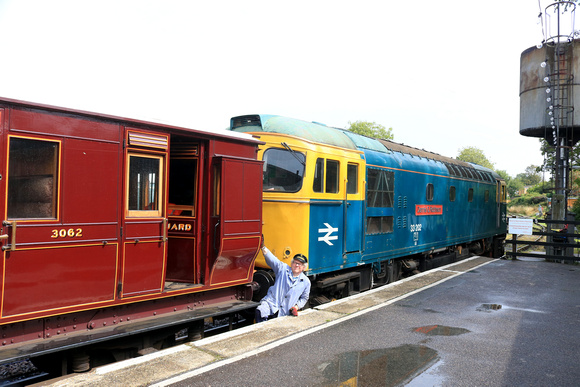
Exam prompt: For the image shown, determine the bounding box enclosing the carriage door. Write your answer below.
[121,130,168,297]
[166,140,201,284]
[208,157,262,285]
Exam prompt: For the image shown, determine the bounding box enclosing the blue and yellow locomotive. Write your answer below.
[230,115,507,305]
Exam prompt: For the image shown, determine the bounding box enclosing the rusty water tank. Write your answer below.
[520,39,580,144]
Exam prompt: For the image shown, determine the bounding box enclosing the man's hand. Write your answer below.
[290,306,298,316]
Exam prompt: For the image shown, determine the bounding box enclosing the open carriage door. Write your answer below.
[209,156,262,286]
[121,130,168,297]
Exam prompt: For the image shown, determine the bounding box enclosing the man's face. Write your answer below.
[291,259,305,276]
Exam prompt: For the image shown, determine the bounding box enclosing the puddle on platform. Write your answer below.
[476,303,503,312]
[412,325,470,336]
[316,344,439,386]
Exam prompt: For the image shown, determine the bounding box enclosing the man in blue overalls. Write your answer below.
[255,238,311,323]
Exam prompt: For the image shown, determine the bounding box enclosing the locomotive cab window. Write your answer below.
[347,163,358,194]
[263,147,305,192]
[426,183,434,201]
[126,154,164,217]
[313,158,340,194]
[326,159,339,193]
[7,137,60,219]
[313,158,324,193]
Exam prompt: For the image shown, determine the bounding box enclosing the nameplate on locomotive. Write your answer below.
[415,205,443,216]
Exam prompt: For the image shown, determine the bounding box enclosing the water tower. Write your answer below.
[520,1,580,225]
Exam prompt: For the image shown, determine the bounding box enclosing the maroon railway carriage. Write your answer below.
[0,97,262,369]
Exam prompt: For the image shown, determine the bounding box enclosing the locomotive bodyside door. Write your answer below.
[120,129,168,298]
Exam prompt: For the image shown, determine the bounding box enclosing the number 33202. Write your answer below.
[51,228,83,238]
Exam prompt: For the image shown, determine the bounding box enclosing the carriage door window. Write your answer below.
[7,137,59,219]
[126,154,163,217]
[168,143,198,217]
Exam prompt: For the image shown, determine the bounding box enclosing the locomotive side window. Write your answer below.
[126,154,163,217]
[7,137,59,219]
[367,169,394,207]
[468,188,474,202]
[366,216,394,234]
[262,148,305,192]
[484,190,490,202]
[313,158,324,193]
[326,159,339,193]
[449,186,456,202]
[347,163,358,194]
[426,183,434,201]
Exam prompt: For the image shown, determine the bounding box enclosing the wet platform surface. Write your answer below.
[46,257,580,386]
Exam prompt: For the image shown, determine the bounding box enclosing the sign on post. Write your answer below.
[508,218,533,235]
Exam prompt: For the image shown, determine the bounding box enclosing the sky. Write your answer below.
[0,0,562,177]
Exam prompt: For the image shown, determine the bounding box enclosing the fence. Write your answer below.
[505,218,580,261]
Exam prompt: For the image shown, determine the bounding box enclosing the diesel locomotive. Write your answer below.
[0,97,263,372]
[229,115,507,305]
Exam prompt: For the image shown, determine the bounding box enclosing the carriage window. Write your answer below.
[313,158,324,193]
[468,188,474,202]
[127,154,163,217]
[326,159,339,193]
[263,148,305,192]
[367,169,394,207]
[347,163,358,194]
[449,186,456,202]
[426,183,434,201]
[7,137,59,219]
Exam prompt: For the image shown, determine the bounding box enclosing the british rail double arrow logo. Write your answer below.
[318,223,338,246]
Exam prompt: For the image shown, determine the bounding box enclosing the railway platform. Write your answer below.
[40,256,580,386]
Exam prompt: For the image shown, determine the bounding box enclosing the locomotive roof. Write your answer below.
[231,114,359,150]
[0,96,260,144]
[230,114,499,183]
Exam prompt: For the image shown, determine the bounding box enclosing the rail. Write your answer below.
[505,218,580,261]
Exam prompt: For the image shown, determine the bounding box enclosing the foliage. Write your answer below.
[571,198,580,220]
[516,165,542,186]
[507,178,524,198]
[456,146,494,170]
[347,121,393,140]
[495,170,511,184]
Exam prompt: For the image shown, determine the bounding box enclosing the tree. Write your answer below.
[347,121,393,140]
[456,146,495,170]
[495,169,511,184]
[507,177,525,198]
[516,165,542,186]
